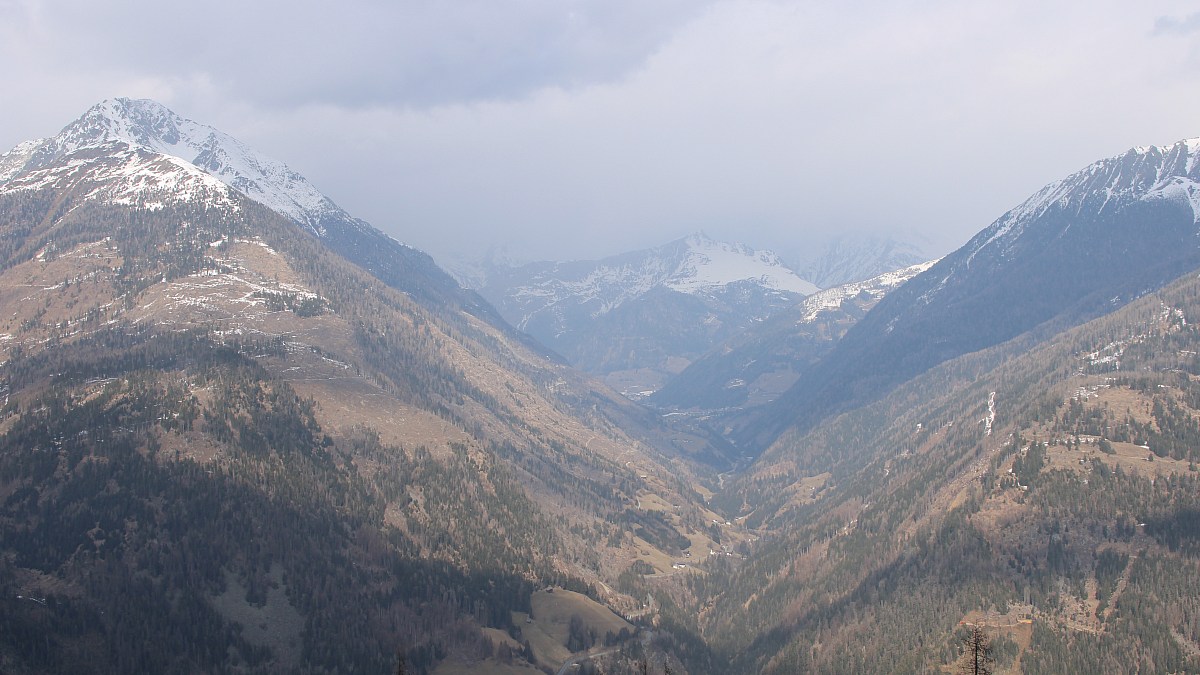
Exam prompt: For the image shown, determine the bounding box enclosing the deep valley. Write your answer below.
[1,99,1199,675]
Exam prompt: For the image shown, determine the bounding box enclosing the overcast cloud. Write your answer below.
[3,0,1200,266]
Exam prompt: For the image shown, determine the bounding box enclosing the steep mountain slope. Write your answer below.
[0,101,730,674]
[650,260,935,412]
[745,137,1200,451]
[707,268,1200,674]
[473,233,819,397]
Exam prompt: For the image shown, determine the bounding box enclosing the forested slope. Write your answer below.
[0,134,727,673]
[700,269,1200,673]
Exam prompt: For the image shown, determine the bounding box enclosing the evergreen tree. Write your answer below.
[959,625,994,675]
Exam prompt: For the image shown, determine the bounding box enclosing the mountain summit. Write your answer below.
[2,98,345,235]
[949,138,1200,282]
[0,97,501,318]
[475,232,817,322]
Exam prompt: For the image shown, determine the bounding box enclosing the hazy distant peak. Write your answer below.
[794,234,928,288]
[666,232,819,296]
[677,230,721,249]
[478,233,818,312]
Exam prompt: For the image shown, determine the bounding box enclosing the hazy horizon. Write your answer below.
[3,1,1200,265]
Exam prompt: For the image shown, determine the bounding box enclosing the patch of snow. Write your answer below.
[232,237,280,256]
[984,392,996,436]
[1147,176,1200,223]
[799,259,937,322]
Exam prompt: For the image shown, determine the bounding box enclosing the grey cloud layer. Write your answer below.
[3,1,1200,265]
[5,0,713,108]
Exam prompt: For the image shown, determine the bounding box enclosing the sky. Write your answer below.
[3,0,1200,268]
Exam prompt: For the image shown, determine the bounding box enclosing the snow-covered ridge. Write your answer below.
[1,98,345,236]
[494,232,819,324]
[799,259,937,322]
[0,139,43,184]
[1,143,240,213]
[964,137,1200,267]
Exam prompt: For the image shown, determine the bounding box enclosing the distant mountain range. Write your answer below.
[469,232,820,396]
[650,259,936,412]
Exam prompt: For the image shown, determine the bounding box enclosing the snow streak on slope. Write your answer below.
[0,98,345,237]
[799,259,937,322]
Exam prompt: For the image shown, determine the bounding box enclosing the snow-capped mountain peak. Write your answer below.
[667,232,820,295]
[4,98,345,237]
[962,136,1200,271]
[0,98,507,330]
